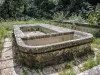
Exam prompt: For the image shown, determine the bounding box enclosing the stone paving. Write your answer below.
[0,38,19,75]
[1,38,100,75]
[78,65,100,75]
[0,38,60,75]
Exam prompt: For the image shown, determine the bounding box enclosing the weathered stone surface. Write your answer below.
[42,66,56,75]
[3,42,12,48]
[1,67,20,75]
[31,69,40,75]
[0,58,14,70]
[0,38,66,75]
[1,50,13,61]
[4,38,11,42]
[2,47,12,53]
[78,65,100,75]
[49,73,59,75]
[13,24,93,68]
[24,31,45,37]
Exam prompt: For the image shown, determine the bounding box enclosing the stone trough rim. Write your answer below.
[13,24,93,54]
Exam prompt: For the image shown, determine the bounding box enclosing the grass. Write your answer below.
[0,19,50,31]
[59,62,76,75]
[92,38,100,49]
[0,19,51,57]
[78,37,100,72]
[0,19,100,74]
[80,56,97,72]
[21,69,27,75]
[0,26,8,57]
[59,69,76,75]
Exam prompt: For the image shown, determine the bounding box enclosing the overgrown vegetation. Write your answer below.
[0,25,8,57]
[60,69,76,75]
[68,14,87,23]
[0,0,100,21]
[59,62,76,75]
[0,19,99,74]
[80,56,97,71]
[0,0,100,75]
[22,69,27,75]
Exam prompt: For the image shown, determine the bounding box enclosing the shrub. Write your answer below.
[53,11,66,21]
[68,14,87,24]
[87,9,100,25]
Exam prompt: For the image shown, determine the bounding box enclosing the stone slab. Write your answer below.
[4,38,11,42]
[3,42,12,48]
[0,59,14,69]
[78,65,100,75]
[42,66,56,75]
[2,47,12,53]
[1,50,13,61]
[49,73,59,75]
[1,66,22,75]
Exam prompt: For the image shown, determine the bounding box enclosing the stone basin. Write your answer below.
[13,24,93,69]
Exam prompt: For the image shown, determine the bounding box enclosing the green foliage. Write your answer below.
[0,25,7,58]
[22,69,27,75]
[93,38,100,45]
[53,11,66,21]
[68,14,87,23]
[0,0,99,20]
[0,26,7,40]
[88,10,100,25]
[65,62,73,69]
[59,69,76,75]
[96,54,100,65]
[49,0,59,5]
[0,0,25,19]
[80,56,97,71]
[59,62,76,75]
[65,70,76,75]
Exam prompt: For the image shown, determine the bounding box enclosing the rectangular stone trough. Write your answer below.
[13,24,93,69]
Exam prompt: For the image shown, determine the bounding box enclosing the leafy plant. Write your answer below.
[87,10,100,25]
[68,14,87,24]
[53,11,66,21]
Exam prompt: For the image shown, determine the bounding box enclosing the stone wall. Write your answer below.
[53,20,100,37]
[13,24,93,69]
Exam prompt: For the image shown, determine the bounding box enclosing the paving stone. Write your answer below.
[42,66,56,75]
[3,42,12,48]
[1,67,19,75]
[49,73,59,75]
[78,65,100,75]
[73,66,80,74]
[31,70,41,75]
[1,50,13,61]
[52,64,66,72]
[0,59,15,69]
[2,47,12,53]
[4,38,11,42]
[13,66,22,75]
